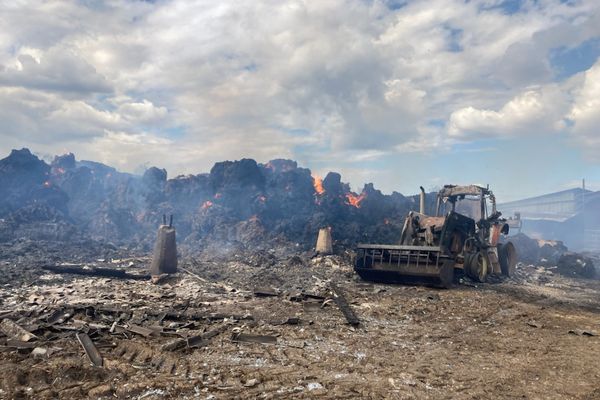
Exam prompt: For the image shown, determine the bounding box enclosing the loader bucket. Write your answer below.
[354,244,455,288]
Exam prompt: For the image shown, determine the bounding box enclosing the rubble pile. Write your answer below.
[557,253,596,279]
[508,233,548,264]
[508,233,597,279]
[538,239,570,265]
[0,149,418,250]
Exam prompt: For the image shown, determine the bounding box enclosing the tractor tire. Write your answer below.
[498,242,517,277]
[465,251,489,282]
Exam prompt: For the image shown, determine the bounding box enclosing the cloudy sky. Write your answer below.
[1,0,599,201]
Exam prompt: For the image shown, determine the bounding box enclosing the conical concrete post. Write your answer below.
[316,227,333,255]
[150,216,177,275]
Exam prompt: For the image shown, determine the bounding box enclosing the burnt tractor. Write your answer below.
[355,184,517,288]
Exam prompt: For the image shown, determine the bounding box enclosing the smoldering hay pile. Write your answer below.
[0,148,419,252]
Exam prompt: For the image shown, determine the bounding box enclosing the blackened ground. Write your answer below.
[0,242,599,399]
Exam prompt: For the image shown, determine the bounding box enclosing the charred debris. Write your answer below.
[1,148,599,398]
[0,147,596,285]
[0,148,413,249]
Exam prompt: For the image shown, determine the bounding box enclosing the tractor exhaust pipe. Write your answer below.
[419,186,425,214]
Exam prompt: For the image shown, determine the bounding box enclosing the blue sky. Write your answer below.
[0,0,599,202]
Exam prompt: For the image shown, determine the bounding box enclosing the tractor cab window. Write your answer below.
[439,194,489,221]
[454,195,482,220]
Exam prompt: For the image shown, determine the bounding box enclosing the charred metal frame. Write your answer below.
[356,244,444,271]
[355,183,516,287]
[434,184,497,220]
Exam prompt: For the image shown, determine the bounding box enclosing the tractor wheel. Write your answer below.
[498,242,517,277]
[465,251,489,282]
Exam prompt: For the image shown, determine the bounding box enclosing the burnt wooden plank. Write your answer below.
[186,336,210,348]
[126,324,154,338]
[5,339,38,349]
[253,287,279,297]
[231,333,277,345]
[161,338,186,352]
[46,308,74,325]
[41,265,150,280]
[0,319,38,342]
[330,283,360,327]
[76,332,103,367]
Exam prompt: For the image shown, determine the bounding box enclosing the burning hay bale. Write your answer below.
[509,233,597,279]
[509,233,543,264]
[557,253,596,279]
[509,233,569,266]
[0,147,420,250]
[538,240,569,265]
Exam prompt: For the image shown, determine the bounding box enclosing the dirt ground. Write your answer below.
[0,250,599,399]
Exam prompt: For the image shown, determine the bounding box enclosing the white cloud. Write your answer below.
[567,60,600,160]
[117,100,168,124]
[0,86,172,149]
[0,47,112,94]
[448,86,568,139]
[0,0,599,181]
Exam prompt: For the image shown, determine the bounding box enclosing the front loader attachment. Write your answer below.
[354,244,455,288]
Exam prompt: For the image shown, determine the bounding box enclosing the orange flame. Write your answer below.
[345,192,367,208]
[312,175,325,195]
[201,200,213,210]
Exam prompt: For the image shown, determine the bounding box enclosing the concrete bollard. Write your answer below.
[150,215,177,275]
[315,227,333,255]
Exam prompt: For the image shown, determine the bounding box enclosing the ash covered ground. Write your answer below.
[1,148,599,399]
[1,241,599,399]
